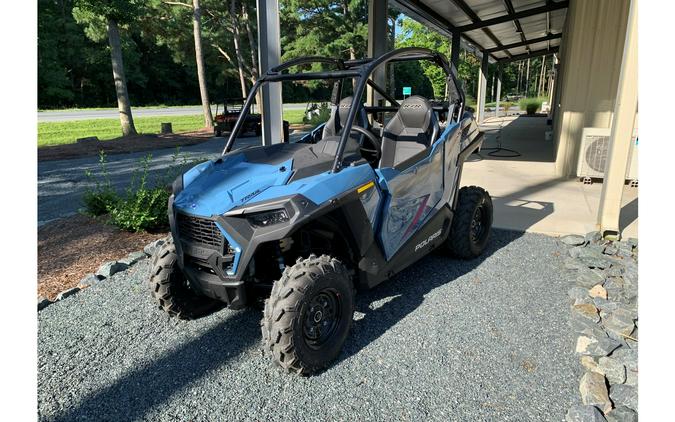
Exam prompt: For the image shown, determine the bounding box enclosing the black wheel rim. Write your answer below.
[470,200,487,244]
[303,289,342,349]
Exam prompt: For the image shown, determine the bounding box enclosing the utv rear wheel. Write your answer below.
[447,186,493,259]
[150,238,224,320]
[262,254,354,375]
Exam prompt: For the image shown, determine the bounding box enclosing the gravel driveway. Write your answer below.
[38,230,578,421]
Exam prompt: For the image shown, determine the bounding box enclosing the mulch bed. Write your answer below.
[38,129,214,162]
[38,214,168,300]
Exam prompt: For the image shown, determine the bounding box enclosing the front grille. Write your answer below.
[176,214,223,247]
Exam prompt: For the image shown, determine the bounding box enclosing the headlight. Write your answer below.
[247,209,289,228]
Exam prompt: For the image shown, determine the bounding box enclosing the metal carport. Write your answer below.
[254,0,637,238]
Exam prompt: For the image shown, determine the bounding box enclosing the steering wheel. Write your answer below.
[349,125,381,163]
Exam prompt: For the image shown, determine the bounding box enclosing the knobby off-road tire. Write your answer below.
[150,238,224,320]
[262,254,355,375]
[447,186,493,259]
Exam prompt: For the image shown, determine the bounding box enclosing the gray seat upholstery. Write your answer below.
[322,96,368,138]
[378,95,440,168]
[314,96,368,156]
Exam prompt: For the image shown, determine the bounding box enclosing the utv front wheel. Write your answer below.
[262,254,354,375]
[150,238,224,320]
[447,186,493,259]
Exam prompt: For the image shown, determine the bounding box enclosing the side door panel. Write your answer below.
[377,142,445,259]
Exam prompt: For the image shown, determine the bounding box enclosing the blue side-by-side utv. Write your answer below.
[150,47,492,375]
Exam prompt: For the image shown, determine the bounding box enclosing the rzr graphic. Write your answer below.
[150,47,492,375]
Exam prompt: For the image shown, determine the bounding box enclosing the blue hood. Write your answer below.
[174,153,293,217]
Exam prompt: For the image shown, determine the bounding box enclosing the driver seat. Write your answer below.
[378,95,439,168]
[314,96,368,156]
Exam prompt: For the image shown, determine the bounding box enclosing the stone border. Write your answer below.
[38,238,167,312]
[560,232,638,422]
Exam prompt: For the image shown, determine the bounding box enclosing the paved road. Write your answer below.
[38,104,308,122]
[38,230,578,421]
[37,134,309,224]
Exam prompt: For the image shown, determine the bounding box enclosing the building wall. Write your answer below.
[552,0,631,176]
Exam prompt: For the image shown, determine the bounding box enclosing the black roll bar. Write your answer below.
[222,47,466,170]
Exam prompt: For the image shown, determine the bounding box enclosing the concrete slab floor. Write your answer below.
[461,116,638,239]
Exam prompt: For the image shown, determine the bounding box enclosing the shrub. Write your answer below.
[302,102,331,126]
[82,151,118,216]
[81,148,205,232]
[108,154,171,232]
[519,97,544,115]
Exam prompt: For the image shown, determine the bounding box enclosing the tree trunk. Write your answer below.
[242,3,261,112]
[107,18,136,136]
[538,56,547,97]
[230,0,248,99]
[525,58,531,97]
[192,0,213,128]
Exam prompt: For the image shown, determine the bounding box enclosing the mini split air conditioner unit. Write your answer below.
[576,127,638,186]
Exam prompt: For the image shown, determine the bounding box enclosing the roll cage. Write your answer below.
[223,47,466,172]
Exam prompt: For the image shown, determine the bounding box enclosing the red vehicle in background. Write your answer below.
[213,98,262,137]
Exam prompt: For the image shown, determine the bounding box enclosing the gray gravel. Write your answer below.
[38,230,578,421]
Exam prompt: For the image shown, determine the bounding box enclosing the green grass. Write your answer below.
[38,115,204,147]
[283,109,307,125]
[38,104,202,112]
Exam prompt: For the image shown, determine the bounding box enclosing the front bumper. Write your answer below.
[169,199,247,309]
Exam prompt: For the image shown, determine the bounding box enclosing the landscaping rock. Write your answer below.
[572,303,600,323]
[603,277,625,302]
[56,287,80,301]
[579,371,612,414]
[597,357,626,384]
[96,261,129,279]
[78,273,104,288]
[616,243,633,259]
[603,309,635,339]
[592,298,621,313]
[569,287,589,301]
[578,255,613,270]
[603,243,619,256]
[561,234,586,246]
[580,356,598,371]
[577,270,606,288]
[569,246,585,259]
[624,369,638,387]
[611,348,638,371]
[576,335,620,357]
[38,296,51,311]
[585,231,602,244]
[572,317,608,339]
[566,405,607,422]
[589,285,608,299]
[565,257,587,271]
[144,239,166,256]
[119,251,147,266]
[606,265,624,277]
[606,406,637,422]
[609,384,637,411]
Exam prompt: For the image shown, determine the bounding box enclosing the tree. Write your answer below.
[161,0,214,127]
[192,0,214,127]
[395,16,449,99]
[73,0,143,136]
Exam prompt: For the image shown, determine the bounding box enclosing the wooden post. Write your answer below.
[161,123,173,134]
